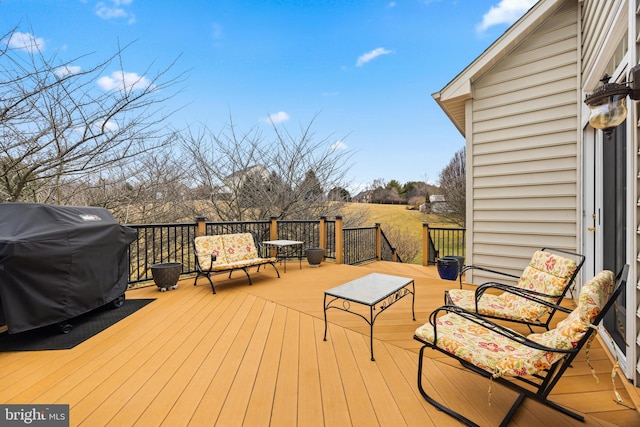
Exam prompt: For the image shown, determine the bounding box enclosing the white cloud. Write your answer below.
[97,71,153,92]
[95,120,119,133]
[356,47,392,67]
[96,0,136,24]
[477,0,537,33]
[330,140,348,151]
[267,111,290,124]
[54,65,82,78]
[72,119,119,134]
[6,32,45,53]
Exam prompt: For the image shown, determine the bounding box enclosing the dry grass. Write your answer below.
[343,203,457,263]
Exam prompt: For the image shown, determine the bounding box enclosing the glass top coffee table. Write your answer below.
[323,272,415,361]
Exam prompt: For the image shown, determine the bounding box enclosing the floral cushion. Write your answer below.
[448,250,578,322]
[209,258,273,271]
[194,235,227,270]
[416,270,614,378]
[223,233,261,263]
[445,291,549,322]
[529,270,614,353]
[195,233,276,272]
[514,250,578,297]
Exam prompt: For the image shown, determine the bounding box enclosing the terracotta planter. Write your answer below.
[305,248,325,267]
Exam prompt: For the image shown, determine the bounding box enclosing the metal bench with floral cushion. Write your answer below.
[414,266,627,426]
[447,248,585,331]
[193,233,280,294]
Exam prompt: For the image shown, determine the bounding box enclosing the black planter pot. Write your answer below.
[305,248,325,267]
[448,256,465,273]
[436,257,460,281]
[151,262,182,291]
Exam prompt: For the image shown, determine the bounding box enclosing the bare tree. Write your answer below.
[60,148,191,224]
[437,146,466,226]
[0,28,184,204]
[182,115,353,221]
[383,225,421,263]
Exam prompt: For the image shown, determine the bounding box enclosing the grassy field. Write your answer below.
[342,203,458,264]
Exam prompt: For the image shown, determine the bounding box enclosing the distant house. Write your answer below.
[434,0,638,385]
[430,195,450,213]
[352,190,372,203]
[217,165,270,196]
[419,195,451,213]
[223,165,268,188]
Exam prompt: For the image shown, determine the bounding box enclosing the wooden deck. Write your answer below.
[1,261,639,426]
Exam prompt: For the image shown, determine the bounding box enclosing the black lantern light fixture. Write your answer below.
[584,65,640,138]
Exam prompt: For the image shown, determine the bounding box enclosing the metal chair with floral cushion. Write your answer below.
[414,266,627,426]
[447,248,585,331]
[193,232,279,294]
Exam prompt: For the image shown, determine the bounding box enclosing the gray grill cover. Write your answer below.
[0,203,137,333]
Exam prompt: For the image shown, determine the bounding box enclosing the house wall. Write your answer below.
[581,0,639,384]
[467,0,580,285]
[581,0,628,86]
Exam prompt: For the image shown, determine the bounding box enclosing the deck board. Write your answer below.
[0,261,638,426]
[242,303,287,426]
[270,308,300,427]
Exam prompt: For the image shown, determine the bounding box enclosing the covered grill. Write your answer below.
[0,203,137,333]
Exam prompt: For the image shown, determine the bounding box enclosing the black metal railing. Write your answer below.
[205,221,270,240]
[277,220,320,247]
[428,227,466,258]
[380,229,402,263]
[343,226,377,265]
[125,219,464,286]
[128,223,197,284]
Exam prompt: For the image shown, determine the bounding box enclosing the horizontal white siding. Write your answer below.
[468,0,579,283]
[581,0,626,82]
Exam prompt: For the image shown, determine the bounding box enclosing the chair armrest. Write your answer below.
[252,234,269,257]
[458,265,520,289]
[428,305,576,353]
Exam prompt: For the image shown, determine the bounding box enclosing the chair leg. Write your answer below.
[497,383,584,424]
[500,393,526,427]
[269,262,281,278]
[193,272,216,294]
[241,267,252,285]
[207,274,216,294]
[416,345,480,427]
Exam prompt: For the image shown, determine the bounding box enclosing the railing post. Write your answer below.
[269,216,278,257]
[195,216,207,237]
[375,222,382,260]
[319,216,326,250]
[335,215,344,264]
[391,247,397,262]
[422,223,429,266]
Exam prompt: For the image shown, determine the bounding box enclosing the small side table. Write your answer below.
[262,240,304,272]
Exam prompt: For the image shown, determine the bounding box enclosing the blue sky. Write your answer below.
[1,0,536,192]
